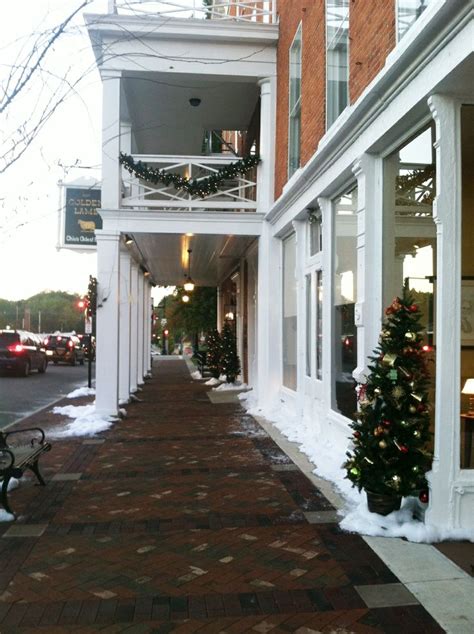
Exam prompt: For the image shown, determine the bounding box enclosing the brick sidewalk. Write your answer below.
[0,359,444,632]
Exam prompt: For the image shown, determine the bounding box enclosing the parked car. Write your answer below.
[0,329,48,376]
[78,334,96,361]
[43,333,85,366]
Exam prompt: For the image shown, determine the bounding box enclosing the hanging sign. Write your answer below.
[61,185,102,250]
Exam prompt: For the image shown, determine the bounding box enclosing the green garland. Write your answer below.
[119,152,260,199]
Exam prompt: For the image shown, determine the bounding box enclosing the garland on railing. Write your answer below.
[119,152,260,199]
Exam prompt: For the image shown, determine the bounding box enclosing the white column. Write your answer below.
[294,218,306,413]
[256,223,281,408]
[101,70,122,209]
[129,261,139,394]
[137,272,145,385]
[352,155,384,383]
[144,282,152,376]
[318,197,333,415]
[257,77,276,212]
[426,95,472,530]
[95,230,121,417]
[119,247,131,404]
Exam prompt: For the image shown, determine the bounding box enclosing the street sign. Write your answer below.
[85,316,93,334]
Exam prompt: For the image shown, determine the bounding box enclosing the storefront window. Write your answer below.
[283,234,297,390]
[316,271,323,380]
[306,274,311,377]
[460,105,474,469]
[383,127,436,445]
[333,187,357,417]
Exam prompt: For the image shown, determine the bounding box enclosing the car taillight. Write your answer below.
[44,337,49,346]
[68,340,74,349]
[7,344,24,353]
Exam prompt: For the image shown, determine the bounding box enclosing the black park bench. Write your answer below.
[0,427,52,516]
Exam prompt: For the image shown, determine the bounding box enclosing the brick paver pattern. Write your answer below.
[0,360,444,632]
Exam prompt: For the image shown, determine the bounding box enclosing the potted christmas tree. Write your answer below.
[205,328,222,379]
[220,322,241,383]
[344,288,433,515]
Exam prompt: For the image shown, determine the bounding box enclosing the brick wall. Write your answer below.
[274,0,396,200]
[349,0,396,103]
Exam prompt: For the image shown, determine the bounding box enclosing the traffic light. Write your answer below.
[163,329,169,336]
[77,298,87,311]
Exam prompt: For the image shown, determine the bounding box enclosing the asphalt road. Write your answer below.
[0,363,94,430]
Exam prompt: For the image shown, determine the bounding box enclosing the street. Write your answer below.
[0,363,94,429]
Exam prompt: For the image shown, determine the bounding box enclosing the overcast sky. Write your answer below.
[0,1,107,301]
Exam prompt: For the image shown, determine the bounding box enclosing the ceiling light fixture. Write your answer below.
[183,248,195,292]
[124,234,134,245]
[182,294,190,303]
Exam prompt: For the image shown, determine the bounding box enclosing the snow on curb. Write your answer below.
[50,404,115,438]
[213,382,248,392]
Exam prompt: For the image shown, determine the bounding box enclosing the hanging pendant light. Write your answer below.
[183,248,195,292]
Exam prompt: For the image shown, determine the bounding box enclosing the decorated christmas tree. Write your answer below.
[220,322,241,383]
[205,328,222,379]
[344,287,432,512]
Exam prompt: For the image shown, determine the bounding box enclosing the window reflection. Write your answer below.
[333,187,357,418]
[397,0,433,41]
[283,234,297,390]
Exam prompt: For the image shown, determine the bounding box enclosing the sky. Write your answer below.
[0,1,127,303]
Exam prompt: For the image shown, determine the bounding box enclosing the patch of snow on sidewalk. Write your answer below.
[191,370,202,380]
[213,382,248,392]
[67,387,96,398]
[242,397,474,543]
[50,404,115,438]
[205,377,220,386]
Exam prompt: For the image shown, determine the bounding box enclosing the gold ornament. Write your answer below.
[382,353,397,366]
[409,405,417,414]
[405,332,416,340]
[374,387,382,396]
[379,440,388,449]
[392,385,405,399]
[400,420,409,427]
[413,430,421,438]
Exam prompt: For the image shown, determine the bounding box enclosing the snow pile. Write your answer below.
[242,398,474,543]
[191,370,202,380]
[213,382,248,392]
[50,404,115,438]
[205,377,221,386]
[67,386,96,399]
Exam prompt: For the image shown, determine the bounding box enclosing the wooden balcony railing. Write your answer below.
[121,154,258,212]
[107,1,277,24]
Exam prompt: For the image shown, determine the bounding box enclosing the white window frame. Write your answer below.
[305,210,323,381]
[288,22,302,178]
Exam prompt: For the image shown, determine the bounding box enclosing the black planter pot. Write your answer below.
[366,490,402,516]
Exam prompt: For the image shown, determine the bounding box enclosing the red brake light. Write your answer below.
[57,336,62,342]
[44,337,49,346]
[68,340,74,349]
[7,344,24,353]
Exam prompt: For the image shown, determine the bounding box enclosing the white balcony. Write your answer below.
[107,0,277,24]
[121,154,258,212]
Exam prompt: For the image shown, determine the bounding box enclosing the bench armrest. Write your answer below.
[0,427,46,449]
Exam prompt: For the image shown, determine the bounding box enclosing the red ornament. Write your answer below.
[417,404,426,413]
[408,304,418,312]
[353,431,361,438]
[382,419,391,427]
[419,490,429,504]
[400,445,409,453]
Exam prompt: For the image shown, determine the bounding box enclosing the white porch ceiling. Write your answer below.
[129,232,257,286]
[122,72,260,155]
